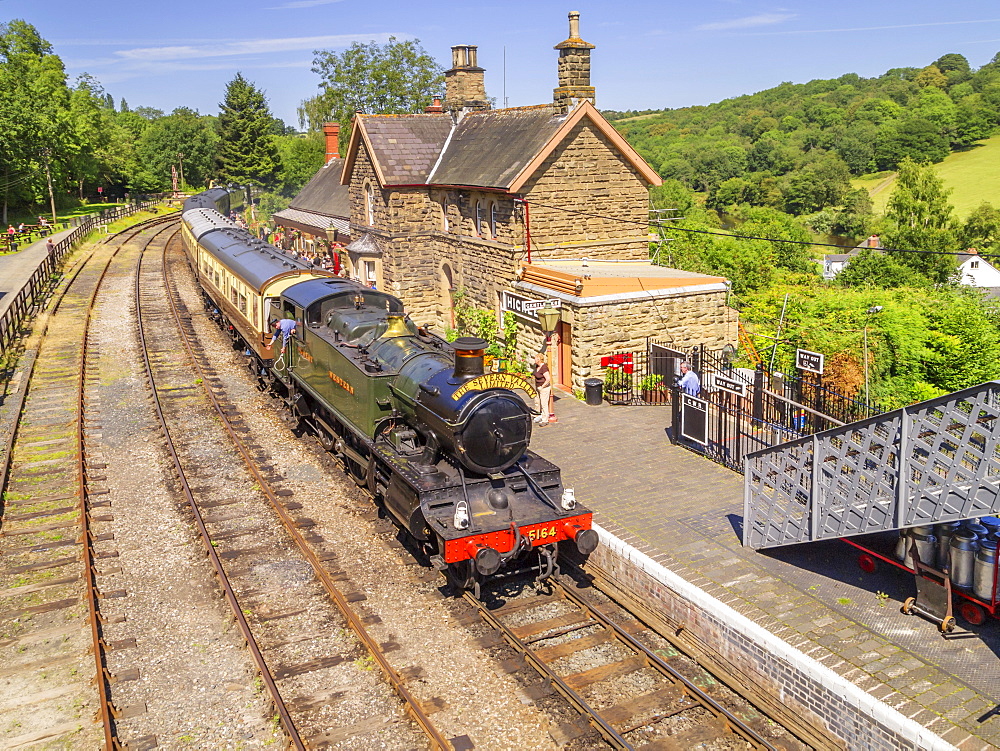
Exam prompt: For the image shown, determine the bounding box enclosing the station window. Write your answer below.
[441,198,449,232]
[490,202,498,239]
[364,181,375,226]
[475,201,485,237]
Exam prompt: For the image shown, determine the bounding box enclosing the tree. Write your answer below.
[216,73,281,189]
[960,202,1000,253]
[836,248,925,289]
[299,37,444,146]
[883,157,957,282]
[136,108,218,191]
[275,132,324,195]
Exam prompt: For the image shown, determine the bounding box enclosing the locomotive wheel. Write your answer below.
[857,553,878,574]
[958,600,987,626]
[901,597,915,615]
[446,560,476,592]
[317,429,335,452]
[346,457,367,487]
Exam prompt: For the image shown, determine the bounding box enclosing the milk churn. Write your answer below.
[894,529,912,563]
[950,531,979,590]
[974,538,999,603]
[935,521,962,572]
[911,531,937,568]
[964,521,989,539]
[980,516,1000,540]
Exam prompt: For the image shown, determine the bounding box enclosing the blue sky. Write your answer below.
[7,1,1000,127]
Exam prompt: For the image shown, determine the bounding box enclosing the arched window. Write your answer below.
[364,181,375,226]
[475,200,484,237]
[441,198,449,232]
[490,202,498,239]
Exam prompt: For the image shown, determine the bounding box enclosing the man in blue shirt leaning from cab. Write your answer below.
[269,317,297,353]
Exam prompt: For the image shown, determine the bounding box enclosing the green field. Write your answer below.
[852,134,1000,219]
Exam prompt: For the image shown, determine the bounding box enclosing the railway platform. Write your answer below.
[0,227,74,322]
[532,392,1000,749]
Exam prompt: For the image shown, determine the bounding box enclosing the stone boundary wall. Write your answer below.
[587,523,955,751]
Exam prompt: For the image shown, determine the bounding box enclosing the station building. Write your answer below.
[295,13,737,390]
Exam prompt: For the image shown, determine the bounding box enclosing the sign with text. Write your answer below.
[796,348,825,375]
[714,375,746,397]
[680,394,709,446]
[501,291,562,322]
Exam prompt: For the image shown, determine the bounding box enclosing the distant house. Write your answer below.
[823,234,882,280]
[956,250,1000,289]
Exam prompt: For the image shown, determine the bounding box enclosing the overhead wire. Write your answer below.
[523,199,990,260]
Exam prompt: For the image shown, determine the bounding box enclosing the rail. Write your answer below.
[465,577,776,750]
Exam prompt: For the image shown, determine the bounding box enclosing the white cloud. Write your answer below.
[113,33,402,63]
[743,17,1000,36]
[696,13,796,32]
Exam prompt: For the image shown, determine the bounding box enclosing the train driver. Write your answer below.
[269,318,297,352]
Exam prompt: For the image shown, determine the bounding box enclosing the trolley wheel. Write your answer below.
[901,597,916,615]
[941,616,956,634]
[857,553,878,574]
[958,600,987,626]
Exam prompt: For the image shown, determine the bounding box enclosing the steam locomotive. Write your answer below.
[180,189,597,592]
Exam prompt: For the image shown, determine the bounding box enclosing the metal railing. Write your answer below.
[743,381,1000,549]
[0,200,160,354]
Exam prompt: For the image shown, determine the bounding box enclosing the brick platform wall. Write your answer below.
[586,525,955,751]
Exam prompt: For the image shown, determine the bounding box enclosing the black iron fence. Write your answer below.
[598,339,885,472]
[0,199,160,354]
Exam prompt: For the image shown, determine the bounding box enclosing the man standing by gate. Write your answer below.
[678,361,701,396]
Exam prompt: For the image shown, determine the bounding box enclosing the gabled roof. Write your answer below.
[289,157,350,219]
[342,100,661,191]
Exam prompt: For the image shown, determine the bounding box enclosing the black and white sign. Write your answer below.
[680,394,709,446]
[795,348,825,375]
[501,291,562,322]
[715,375,746,397]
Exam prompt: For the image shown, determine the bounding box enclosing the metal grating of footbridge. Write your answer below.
[743,381,1000,549]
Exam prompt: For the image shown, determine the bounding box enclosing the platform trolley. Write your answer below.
[842,531,1000,630]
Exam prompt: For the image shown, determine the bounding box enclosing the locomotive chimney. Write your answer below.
[452,336,487,381]
[322,122,340,163]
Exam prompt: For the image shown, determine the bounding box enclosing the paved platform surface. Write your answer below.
[0,229,73,322]
[532,393,1000,749]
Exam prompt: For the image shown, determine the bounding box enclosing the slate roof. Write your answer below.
[272,207,349,234]
[343,100,661,192]
[288,157,350,218]
[356,105,564,189]
[360,114,453,184]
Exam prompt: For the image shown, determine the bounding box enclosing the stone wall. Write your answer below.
[565,287,735,390]
[522,119,648,260]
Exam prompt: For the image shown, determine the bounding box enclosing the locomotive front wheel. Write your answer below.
[958,600,987,626]
[446,560,476,592]
[902,597,915,615]
[857,553,878,574]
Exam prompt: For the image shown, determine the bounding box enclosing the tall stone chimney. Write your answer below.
[553,11,596,113]
[322,122,340,163]
[444,45,489,111]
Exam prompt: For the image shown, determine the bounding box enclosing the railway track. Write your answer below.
[127,235,453,749]
[0,214,178,749]
[462,574,804,750]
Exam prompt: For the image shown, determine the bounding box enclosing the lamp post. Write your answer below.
[863,305,883,406]
[537,306,560,353]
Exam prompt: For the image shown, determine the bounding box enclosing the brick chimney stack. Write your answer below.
[322,122,340,163]
[553,11,596,113]
[444,45,489,112]
[424,96,445,113]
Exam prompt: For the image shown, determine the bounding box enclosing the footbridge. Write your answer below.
[744,381,1000,549]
